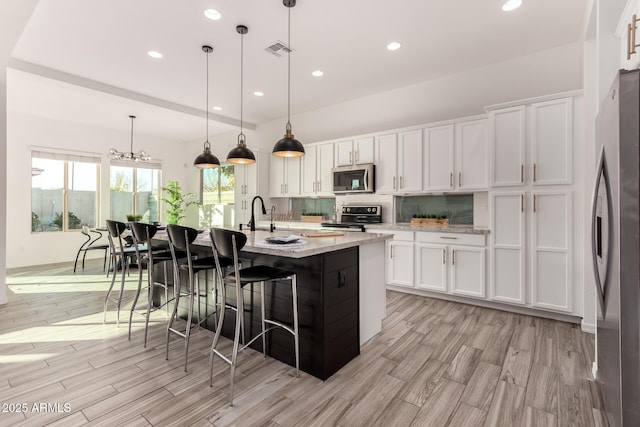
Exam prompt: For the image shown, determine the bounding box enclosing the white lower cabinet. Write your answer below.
[415,244,447,292]
[490,190,573,314]
[387,240,414,287]
[415,232,486,299]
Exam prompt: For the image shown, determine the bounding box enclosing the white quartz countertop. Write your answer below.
[157,229,391,259]
[365,223,490,234]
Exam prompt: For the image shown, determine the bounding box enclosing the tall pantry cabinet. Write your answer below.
[488,95,578,315]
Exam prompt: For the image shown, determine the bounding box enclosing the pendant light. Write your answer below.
[227,25,256,164]
[194,45,221,169]
[109,115,151,162]
[272,0,305,158]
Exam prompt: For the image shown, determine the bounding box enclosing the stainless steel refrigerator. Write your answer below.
[594,69,640,427]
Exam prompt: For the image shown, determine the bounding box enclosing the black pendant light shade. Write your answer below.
[228,134,256,164]
[194,45,221,169]
[272,0,305,158]
[227,25,256,164]
[194,141,221,169]
[273,123,305,157]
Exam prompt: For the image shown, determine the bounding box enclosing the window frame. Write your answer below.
[109,162,162,223]
[31,150,101,233]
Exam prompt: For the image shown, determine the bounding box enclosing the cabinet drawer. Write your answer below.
[372,229,414,242]
[416,232,486,246]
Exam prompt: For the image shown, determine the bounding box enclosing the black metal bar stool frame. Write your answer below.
[103,220,147,327]
[209,228,299,406]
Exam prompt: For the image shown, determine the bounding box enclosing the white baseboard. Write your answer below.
[581,320,596,334]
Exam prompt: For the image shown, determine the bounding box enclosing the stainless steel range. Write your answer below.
[321,205,382,232]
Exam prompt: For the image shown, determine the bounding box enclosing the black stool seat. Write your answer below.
[226,265,295,285]
[177,256,231,274]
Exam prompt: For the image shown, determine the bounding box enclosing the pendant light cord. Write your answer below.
[240,31,244,139]
[130,115,135,154]
[287,4,291,127]
[206,49,210,144]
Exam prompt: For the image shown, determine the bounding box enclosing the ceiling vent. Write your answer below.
[265,41,293,57]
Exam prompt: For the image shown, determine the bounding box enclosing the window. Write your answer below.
[200,165,235,228]
[31,151,100,233]
[110,163,161,223]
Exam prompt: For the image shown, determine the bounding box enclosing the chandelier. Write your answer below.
[109,115,151,162]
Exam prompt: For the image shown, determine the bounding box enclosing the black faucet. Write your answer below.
[270,206,277,233]
[248,196,267,231]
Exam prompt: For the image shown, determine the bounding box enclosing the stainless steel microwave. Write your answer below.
[332,164,375,194]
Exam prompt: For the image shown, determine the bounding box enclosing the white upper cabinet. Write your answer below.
[424,124,455,191]
[235,151,263,197]
[302,143,334,196]
[397,130,423,193]
[530,98,573,186]
[335,137,374,166]
[456,119,488,190]
[335,139,354,166]
[489,97,574,188]
[375,133,398,194]
[489,106,525,187]
[270,156,300,197]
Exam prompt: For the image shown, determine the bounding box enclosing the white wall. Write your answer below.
[6,111,192,268]
[1,0,40,304]
[250,42,583,151]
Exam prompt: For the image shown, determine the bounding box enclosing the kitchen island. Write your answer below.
[155,229,390,380]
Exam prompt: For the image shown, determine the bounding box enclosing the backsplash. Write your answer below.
[289,198,336,220]
[396,194,474,224]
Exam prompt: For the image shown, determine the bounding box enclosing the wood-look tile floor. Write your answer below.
[0,261,606,427]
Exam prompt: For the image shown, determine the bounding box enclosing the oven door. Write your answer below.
[332,164,374,193]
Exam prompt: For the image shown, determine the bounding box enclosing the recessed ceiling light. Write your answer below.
[312,70,324,77]
[254,91,264,97]
[502,0,522,11]
[147,50,163,59]
[204,9,222,20]
[213,106,222,111]
[386,42,402,51]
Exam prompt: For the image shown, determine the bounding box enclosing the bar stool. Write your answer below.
[103,220,148,327]
[209,228,299,406]
[165,224,232,372]
[128,222,182,347]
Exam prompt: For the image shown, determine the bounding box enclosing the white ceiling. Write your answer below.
[9,0,588,140]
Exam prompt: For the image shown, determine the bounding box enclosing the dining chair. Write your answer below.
[73,225,109,273]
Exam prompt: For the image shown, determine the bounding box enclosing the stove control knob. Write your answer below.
[367,208,372,212]
[372,207,377,213]
[346,207,351,213]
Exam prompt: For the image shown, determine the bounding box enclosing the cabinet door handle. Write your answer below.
[349,151,352,163]
[459,172,462,187]
[390,245,394,259]
[440,236,458,240]
[313,182,316,192]
[285,183,288,193]
[521,194,524,212]
[533,163,537,182]
[281,184,284,194]
[355,150,359,162]
[450,172,453,187]
[400,176,403,189]
[533,194,537,213]
[317,180,321,192]
[393,176,396,189]
[520,164,524,183]
[452,249,456,265]
[442,248,446,264]
[629,21,634,60]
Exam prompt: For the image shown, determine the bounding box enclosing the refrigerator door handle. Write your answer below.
[591,146,613,314]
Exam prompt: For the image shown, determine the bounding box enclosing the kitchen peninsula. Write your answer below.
[157,229,390,381]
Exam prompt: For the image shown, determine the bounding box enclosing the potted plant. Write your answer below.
[410,213,449,226]
[300,212,325,223]
[126,214,143,222]
[162,181,197,225]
